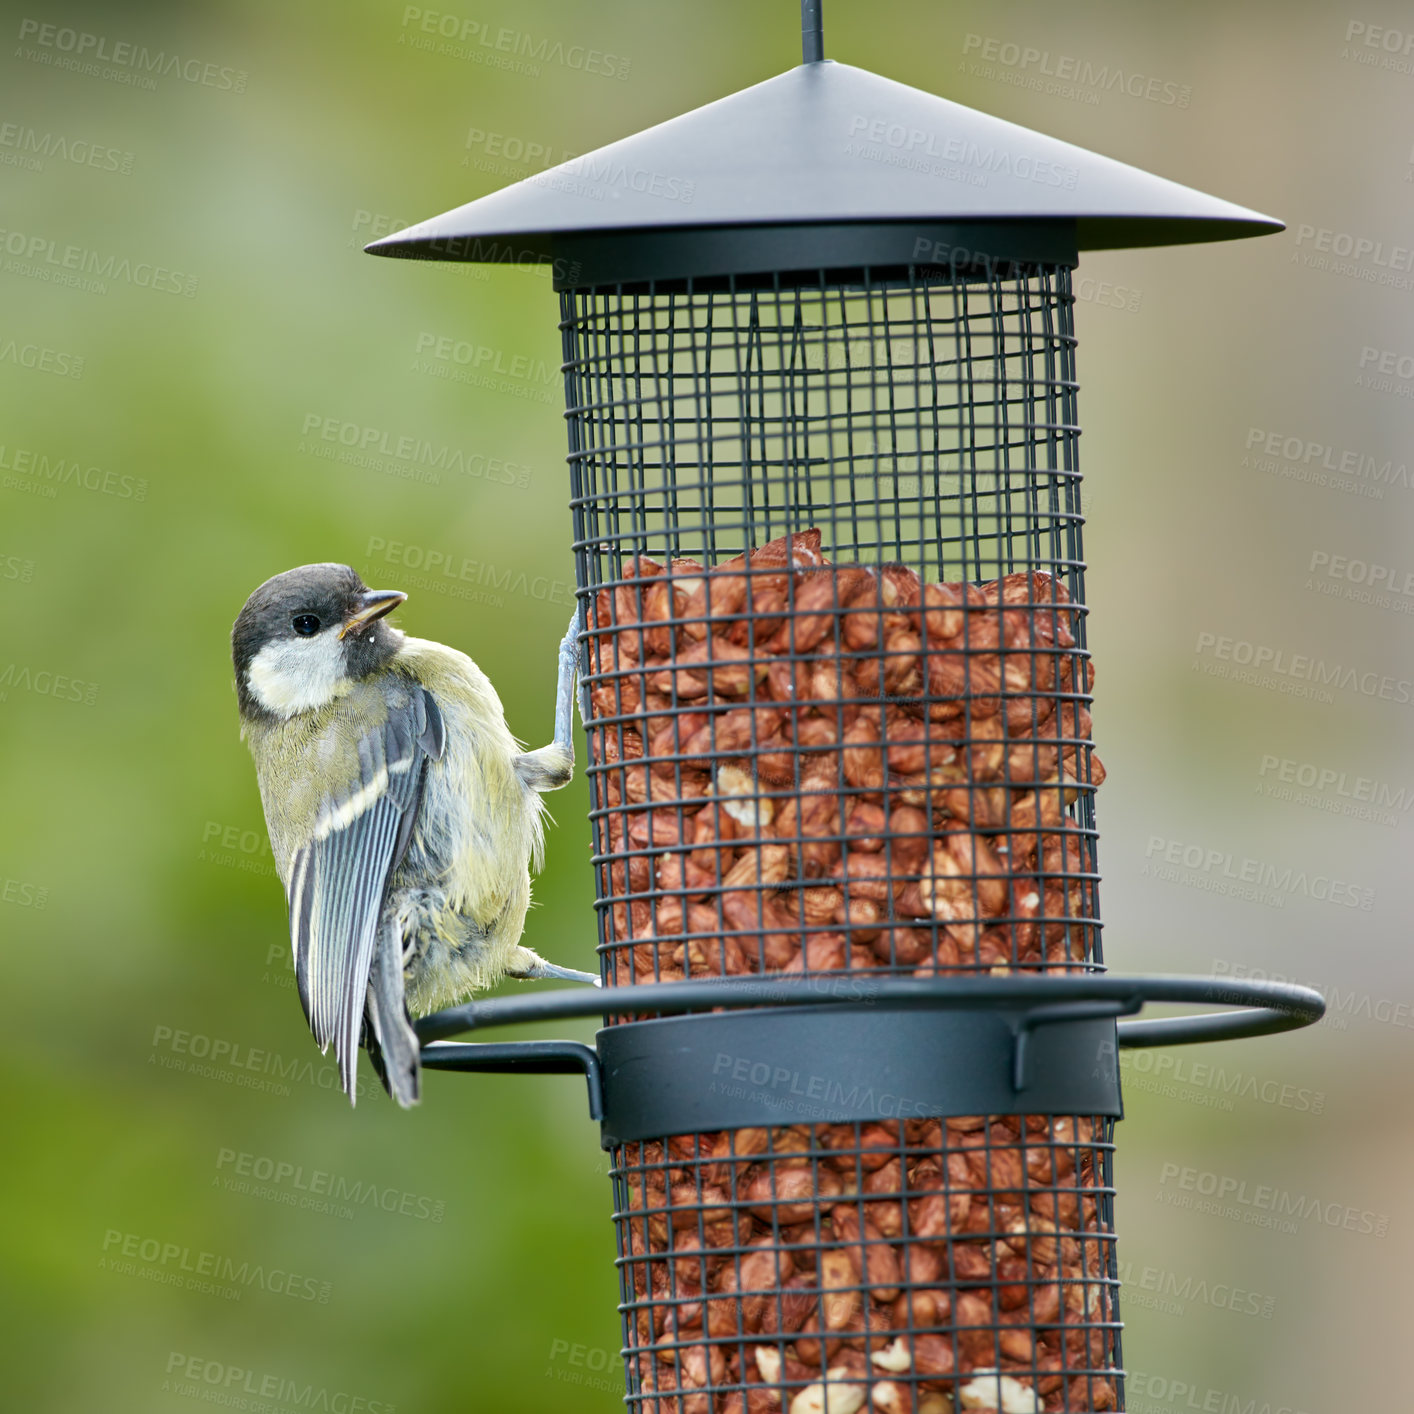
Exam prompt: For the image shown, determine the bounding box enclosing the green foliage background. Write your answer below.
[3,2,1411,1410]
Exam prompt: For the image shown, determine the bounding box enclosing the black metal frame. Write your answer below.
[364,5,1298,1405]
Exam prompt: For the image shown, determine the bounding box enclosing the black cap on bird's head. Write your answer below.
[232,563,407,721]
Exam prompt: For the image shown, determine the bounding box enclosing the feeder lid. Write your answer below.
[366,59,1281,278]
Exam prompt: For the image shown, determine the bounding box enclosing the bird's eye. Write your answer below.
[291,614,321,636]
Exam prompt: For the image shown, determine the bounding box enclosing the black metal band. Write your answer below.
[593,1002,1126,1146]
[548,220,1079,289]
[415,974,1324,1142]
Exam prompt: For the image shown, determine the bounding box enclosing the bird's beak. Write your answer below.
[340,589,407,639]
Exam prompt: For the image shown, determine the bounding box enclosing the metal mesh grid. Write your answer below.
[561,267,1085,593]
[612,1116,1118,1413]
[559,264,1121,1411]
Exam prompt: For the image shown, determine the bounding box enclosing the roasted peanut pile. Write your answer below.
[619,1116,1116,1414]
[586,530,1117,1412]
[587,529,1105,981]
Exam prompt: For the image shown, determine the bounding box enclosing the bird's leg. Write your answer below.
[508,612,599,986]
[513,611,579,792]
[506,944,600,987]
[555,609,583,760]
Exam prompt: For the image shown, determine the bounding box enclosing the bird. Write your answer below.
[231,562,595,1108]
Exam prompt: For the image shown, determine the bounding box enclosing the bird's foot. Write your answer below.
[506,946,600,987]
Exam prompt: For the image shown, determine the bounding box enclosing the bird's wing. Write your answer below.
[286,686,444,1100]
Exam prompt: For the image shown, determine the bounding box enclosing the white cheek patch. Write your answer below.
[246,630,351,718]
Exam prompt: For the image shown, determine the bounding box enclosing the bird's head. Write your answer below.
[232,563,407,721]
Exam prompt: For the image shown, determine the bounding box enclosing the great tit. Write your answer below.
[232,562,594,1108]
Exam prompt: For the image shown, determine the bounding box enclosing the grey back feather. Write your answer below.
[287,687,444,1102]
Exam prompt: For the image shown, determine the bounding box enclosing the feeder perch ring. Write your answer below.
[417,974,1324,1145]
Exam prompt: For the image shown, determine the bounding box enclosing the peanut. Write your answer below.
[650,639,762,699]
[829,1207,901,1302]
[789,1375,867,1414]
[708,1239,796,1335]
[744,1165,843,1225]
[681,573,749,643]
[957,1370,1041,1413]
[914,581,964,642]
[756,1271,820,1336]
[819,1250,861,1332]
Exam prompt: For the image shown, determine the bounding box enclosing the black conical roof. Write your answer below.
[368,60,1280,280]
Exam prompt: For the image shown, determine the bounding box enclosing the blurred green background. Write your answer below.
[3,1,1411,1409]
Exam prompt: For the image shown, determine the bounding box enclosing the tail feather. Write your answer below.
[364,925,421,1108]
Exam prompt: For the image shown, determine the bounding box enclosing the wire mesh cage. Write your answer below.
[563,263,1117,1412]
[562,266,1084,604]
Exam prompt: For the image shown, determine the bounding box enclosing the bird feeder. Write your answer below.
[367,8,1323,1411]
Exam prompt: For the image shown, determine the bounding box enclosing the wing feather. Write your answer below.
[286,685,443,1100]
